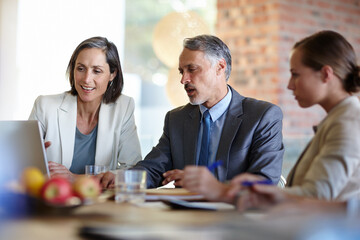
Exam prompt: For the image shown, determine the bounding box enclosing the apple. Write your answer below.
[22,167,46,197]
[40,177,73,205]
[72,176,101,200]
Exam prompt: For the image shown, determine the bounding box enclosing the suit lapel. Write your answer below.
[216,87,244,182]
[58,94,77,169]
[183,106,200,166]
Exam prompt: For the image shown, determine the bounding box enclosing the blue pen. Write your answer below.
[207,160,223,172]
[241,179,273,187]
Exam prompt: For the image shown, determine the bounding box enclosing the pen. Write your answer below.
[241,179,273,187]
[236,180,273,199]
[207,160,223,172]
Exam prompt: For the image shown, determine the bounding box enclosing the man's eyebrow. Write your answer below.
[181,64,195,69]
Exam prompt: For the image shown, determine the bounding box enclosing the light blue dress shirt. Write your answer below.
[196,87,232,169]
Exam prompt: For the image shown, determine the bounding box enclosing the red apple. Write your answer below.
[40,177,73,205]
[72,176,101,200]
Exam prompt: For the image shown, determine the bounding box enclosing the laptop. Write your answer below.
[0,120,50,184]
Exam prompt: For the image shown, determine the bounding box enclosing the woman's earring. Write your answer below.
[106,81,114,92]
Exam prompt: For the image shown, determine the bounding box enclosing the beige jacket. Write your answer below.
[29,92,142,170]
[286,96,360,201]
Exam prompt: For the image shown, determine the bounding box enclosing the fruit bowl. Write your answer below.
[28,194,83,216]
[0,191,82,218]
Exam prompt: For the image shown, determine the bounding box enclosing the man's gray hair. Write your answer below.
[183,35,232,81]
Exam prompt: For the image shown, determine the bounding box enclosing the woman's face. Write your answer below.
[74,48,115,105]
[288,49,325,108]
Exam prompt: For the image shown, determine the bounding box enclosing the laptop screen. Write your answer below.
[0,120,49,185]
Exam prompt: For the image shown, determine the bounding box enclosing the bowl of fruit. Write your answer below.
[20,167,102,215]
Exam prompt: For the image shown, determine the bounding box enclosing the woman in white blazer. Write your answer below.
[192,31,360,206]
[29,37,142,180]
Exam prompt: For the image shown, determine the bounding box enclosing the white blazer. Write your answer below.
[29,92,142,170]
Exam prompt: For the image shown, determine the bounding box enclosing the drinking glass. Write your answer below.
[85,165,108,176]
[115,169,147,204]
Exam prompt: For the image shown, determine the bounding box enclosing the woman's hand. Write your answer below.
[226,173,266,200]
[48,161,75,181]
[44,141,51,149]
[235,183,290,212]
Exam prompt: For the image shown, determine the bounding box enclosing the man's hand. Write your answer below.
[96,171,116,189]
[183,166,230,202]
[162,169,184,187]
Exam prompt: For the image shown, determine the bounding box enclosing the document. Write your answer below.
[145,188,205,201]
[162,199,235,211]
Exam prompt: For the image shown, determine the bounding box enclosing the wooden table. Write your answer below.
[2,193,347,240]
[0,199,250,240]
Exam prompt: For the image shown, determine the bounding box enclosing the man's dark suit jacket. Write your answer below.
[134,86,284,188]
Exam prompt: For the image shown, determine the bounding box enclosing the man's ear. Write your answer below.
[216,58,226,76]
[321,65,334,83]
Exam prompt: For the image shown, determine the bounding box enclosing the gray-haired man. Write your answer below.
[100,35,284,189]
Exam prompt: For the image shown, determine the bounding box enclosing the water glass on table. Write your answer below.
[85,165,108,176]
[115,169,147,204]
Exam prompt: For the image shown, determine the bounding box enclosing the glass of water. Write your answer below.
[85,165,108,176]
[115,169,147,204]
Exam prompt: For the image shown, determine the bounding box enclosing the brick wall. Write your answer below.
[217,0,360,138]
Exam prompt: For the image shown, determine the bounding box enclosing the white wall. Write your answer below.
[0,0,19,120]
[0,0,128,120]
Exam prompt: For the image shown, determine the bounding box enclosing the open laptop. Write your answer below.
[0,120,50,183]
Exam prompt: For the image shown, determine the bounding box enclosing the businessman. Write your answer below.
[99,34,284,188]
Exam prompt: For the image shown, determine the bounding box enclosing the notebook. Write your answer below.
[0,120,49,183]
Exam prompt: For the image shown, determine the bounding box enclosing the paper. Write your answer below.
[145,188,199,196]
[146,194,204,201]
[99,188,205,201]
[145,188,204,201]
[162,199,235,211]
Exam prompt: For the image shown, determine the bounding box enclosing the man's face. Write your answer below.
[178,48,226,108]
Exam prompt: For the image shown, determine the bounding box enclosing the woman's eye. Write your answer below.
[291,73,299,78]
[76,66,84,72]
